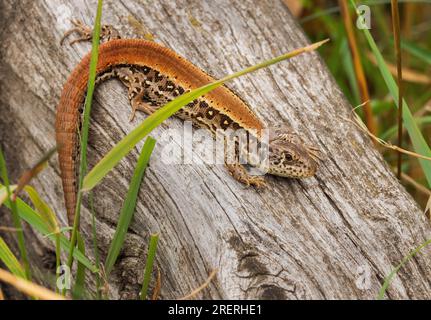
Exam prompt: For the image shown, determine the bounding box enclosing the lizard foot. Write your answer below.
[245,176,267,188]
[60,19,120,45]
[226,163,267,188]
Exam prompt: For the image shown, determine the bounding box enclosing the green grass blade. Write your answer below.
[89,192,102,299]
[23,185,63,294]
[55,233,61,295]
[82,39,329,191]
[0,237,26,279]
[67,0,104,273]
[0,148,31,280]
[350,0,431,187]
[380,116,431,140]
[105,137,156,276]
[72,232,86,299]
[140,233,159,300]
[340,38,360,106]
[0,188,97,272]
[24,185,60,235]
[0,185,17,206]
[401,40,431,65]
[378,238,431,299]
[300,1,431,24]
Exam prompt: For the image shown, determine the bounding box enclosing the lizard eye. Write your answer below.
[284,152,293,162]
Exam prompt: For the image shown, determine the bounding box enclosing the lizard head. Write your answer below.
[266,127,320,178]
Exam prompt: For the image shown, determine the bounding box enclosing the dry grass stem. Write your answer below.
[178,269,218,300]
[151,267,162,300]
[344,113,431,162]
[0,268,65,300]
[338,0,377,135]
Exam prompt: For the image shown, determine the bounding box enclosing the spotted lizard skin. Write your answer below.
[56,39,268,225]
[56,24,319,225]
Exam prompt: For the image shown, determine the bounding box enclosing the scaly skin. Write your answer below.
[56,21,320,225]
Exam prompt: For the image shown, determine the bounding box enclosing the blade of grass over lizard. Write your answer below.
[0,237,26,279]
[82,39,329,191]
[378,238,431,299]
[140,233,159,300]
[0,148,30,280]
[350,0,431,187]
[66,0,104,276]
[0,188,97,272]
[105,137,156,276]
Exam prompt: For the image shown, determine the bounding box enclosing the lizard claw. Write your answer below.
[129,107,137,122]
[247,176,267,188]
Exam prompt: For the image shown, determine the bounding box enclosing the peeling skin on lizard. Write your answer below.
[55,22,320,225]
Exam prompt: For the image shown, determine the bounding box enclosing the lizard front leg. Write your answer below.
[60,19,120,45]
[225,162,266,187]
[223,136,267,187]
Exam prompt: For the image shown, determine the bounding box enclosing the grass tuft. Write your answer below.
[24,185,62,292]
[0,148,30,280]
[349,0,431,188]
[0,189,96,272]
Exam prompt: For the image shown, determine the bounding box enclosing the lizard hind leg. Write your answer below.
[60,19,121,45]
[129,93,159,121]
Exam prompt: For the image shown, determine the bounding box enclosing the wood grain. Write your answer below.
[1,0,430,299]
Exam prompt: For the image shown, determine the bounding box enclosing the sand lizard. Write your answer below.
[56,20,320,225]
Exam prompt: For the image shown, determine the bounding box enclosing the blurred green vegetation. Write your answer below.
[292,0,431,206]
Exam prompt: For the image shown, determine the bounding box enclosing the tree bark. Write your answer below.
[1,0,430,299]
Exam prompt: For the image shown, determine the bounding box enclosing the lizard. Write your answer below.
[56,20,321,225]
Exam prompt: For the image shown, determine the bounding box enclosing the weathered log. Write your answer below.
[1,0,430,299]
